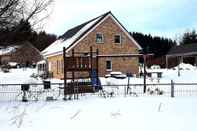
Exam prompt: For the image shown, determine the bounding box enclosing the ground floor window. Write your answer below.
[106,60,112,71]
[61,60,64,73]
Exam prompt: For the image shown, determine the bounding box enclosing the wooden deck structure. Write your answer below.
[63,47,99,99]
[63,46,154,99]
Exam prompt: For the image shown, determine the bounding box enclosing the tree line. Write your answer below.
[130,32,177,57]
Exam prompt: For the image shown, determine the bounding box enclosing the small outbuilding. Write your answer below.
[0,41,43,66]
[166,43,197,68]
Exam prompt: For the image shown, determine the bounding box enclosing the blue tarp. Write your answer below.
[90,69,102,90]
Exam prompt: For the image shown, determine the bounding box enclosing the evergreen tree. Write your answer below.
[181,30,197,45]
[130,32,176,57]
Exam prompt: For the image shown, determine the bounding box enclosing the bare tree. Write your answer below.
[0,0,53,30]
[0,0,54,44]
[0,0,21,28]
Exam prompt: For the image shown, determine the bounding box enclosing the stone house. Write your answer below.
[0,41,43,66]
[42,11,142,79]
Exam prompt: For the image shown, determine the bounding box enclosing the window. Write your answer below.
[114,34,121,44]
[106,60,112,71]
[61,60,64,73]
[96,33,104,43]
[56,60,59,74]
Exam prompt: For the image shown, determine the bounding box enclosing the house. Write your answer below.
[0,41,43,66]
[166,43,197,68]
[42,11,142,79]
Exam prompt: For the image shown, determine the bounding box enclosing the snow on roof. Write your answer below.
[174,63,196,70]
[42,16,102,57]
[0,46,19,55]
[37,60,46,65]
[8,62,18,66]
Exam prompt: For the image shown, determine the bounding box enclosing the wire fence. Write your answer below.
[0,82,197,101]
[0,83,64,101]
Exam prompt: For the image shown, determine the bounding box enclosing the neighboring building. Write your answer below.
[42,11,142,79]
[0,41,43,66]
[166,43,197,68]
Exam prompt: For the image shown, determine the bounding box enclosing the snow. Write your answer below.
[36,60,46,65]
[42,16,102,57]
[8,62,18,67]
[0,97,197,131]
[0,63,197,131]
[0,46,19,55]
[0,68,41,84]
[174,62,197,70]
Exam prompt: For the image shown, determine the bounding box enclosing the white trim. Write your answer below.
[67,14,142,52]
[44,51,63,58]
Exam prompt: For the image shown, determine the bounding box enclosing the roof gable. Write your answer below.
[59,12,110,40]
[42,12,141,57]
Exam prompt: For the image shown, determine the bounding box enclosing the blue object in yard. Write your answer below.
[91,69,102,90]
[126,73,133,77]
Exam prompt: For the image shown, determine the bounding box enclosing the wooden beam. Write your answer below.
[63,47,67,100]
[97,53,153,58]
[143,54,147,93]
[96,48,99,86]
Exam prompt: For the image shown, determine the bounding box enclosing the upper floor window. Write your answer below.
[96,33,104,43]
[114,34,121,44]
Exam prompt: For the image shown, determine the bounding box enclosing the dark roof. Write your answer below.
[167,43,197,56]
[59,11,111,40]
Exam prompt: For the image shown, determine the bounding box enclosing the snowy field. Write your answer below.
[0,63,197,130]
[0,96,197,131]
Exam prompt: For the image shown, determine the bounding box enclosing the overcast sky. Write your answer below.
[44,0,197,40]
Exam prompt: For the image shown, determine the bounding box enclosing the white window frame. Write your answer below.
[106,59,112,71]
[48,62,51,71]
[96,33,104,43]
[114,34,122,44]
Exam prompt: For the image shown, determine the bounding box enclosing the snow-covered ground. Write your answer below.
[0,63,197,131]
[0,96,197,131]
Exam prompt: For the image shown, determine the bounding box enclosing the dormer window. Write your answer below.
[96,33,104,43]
[114,34,121,44]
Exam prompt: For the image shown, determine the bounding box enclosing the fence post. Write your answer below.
[124,85,127,97]
[21,84,29,102]
[171,80,174,98]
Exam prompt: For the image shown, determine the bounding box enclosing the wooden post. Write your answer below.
[143,54,147,93]
[71,49,75,99]
[63,47,67,100]
[171,80,174,98]
[96,49,99,88]
[90,47,93,70]
[166,55,168,69]
[178,56,181,77]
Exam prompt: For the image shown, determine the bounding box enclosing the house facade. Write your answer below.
[42,12,142,79]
